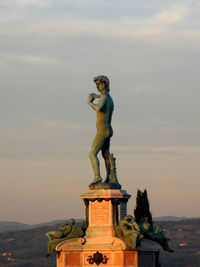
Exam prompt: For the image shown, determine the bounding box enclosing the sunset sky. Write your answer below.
[0,0,200,224]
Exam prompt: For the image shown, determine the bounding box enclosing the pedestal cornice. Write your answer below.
[80,189,131,201]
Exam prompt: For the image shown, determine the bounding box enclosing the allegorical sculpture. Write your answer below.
[138,217,173,252]
[115,190,173,252]
[45,219,86,256]
[115,215,143,249]
[88,75,121,189]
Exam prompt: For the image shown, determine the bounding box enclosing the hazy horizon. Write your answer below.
[1,215,199,226]
[0,0,200,224]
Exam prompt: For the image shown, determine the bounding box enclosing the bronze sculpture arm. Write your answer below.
[88,93,106,112]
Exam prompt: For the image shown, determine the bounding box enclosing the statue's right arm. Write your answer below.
[133,222,140,232]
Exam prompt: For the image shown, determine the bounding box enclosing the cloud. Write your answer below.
[0,3,190,39]
[17,55,56,64]
[0,120,93,159]
[154,5,187,24]
[16,0,53,8]
[0,53,56,65]
[114,145,200,160]
[112,5,188,37]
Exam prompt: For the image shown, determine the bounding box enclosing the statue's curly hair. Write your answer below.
[94,75,110,92]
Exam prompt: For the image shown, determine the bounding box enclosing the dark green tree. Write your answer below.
[134,189,153,226]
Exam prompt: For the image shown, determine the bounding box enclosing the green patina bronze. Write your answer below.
[45,219,86,256]
[115,216,173,252]
[115,215,143,250]
[138,217,173,252]
[88,75,121,190]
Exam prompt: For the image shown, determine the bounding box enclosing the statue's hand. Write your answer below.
[88,93,99,103]
[88,94,94,103]
[90,93,100,99]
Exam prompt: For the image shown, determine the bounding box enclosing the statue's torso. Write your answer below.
[96,93,114,137]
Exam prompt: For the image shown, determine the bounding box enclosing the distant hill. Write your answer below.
[0,219,84,233]
[1,217,196,233]
[0,222,31,233]
[0,218,200,267]
[0,223,59,267]
[153,216,190,221]
[30,220,68,229]
[0,220,68,233]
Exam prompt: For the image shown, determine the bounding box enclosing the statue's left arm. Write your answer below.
[88,94,106,112]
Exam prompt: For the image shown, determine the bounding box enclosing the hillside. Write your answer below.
[0,224,58,267]
[155,218,200,267]
[0,219,200,267]
[153,216,189,222]
[0,222,31,233]
[0,217,191,233]
[0,220,68,233]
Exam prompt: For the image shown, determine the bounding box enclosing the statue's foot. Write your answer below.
[103,177,109,184]
[89,177,102,189]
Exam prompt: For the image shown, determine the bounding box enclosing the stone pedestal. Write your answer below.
[81,189,131,237]
[56,189,160,267]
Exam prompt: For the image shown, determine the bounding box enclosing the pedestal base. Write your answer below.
[56,189,160,267]
[56,237,159,267]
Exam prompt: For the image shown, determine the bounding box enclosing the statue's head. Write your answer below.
[124,215,134,223]
[62,219,75,235]
[94,75,110,92]
[68,218,75,225]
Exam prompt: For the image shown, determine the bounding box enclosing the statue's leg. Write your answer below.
[45,232,55,241]
[101,139,110,183]
[132,234,138,249]
[47,240,55,256]
[89,134,105,184]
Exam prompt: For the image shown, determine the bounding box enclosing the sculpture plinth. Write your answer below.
[56,189,160,267]
[81,189,130,237]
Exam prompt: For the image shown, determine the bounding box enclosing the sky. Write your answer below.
[0,0,200,224]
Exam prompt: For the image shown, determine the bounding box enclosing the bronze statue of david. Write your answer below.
[88,75,120,189]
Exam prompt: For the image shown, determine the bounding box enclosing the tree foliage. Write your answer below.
[134,189,153,226]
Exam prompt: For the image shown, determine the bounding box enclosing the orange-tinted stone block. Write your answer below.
[83,253,90,266]
[114,252,123,266]
[103,253,111,266]
[124,252,137,266]
[91,200,109,225]
[67,252,81,266]
[57,252,64,267]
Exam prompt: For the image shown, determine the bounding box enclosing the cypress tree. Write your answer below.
[134,189,153,227]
